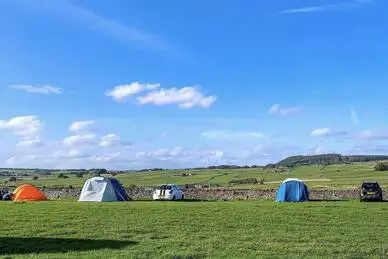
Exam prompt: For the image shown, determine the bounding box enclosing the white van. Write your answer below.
[152,184,184,201]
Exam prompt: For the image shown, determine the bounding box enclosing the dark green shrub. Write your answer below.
[375,162,388,171]
[8,177,17,182]
[229,178,258,185]
[75,173,84,178]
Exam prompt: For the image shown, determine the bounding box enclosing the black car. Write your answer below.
[360,182,383,202]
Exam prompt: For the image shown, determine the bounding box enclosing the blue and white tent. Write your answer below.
[276,178,309,202]
[78,177,130,202]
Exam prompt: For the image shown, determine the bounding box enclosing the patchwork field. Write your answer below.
[2,162,388,190]
[0,200,387,258]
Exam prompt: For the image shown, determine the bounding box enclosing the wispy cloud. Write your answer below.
[358,130,388,141]
[279,0,373,14]
[350,108,359,125]
[105,82,160,102]
[9,85,63,94]
[201,130,266,140]
[12,0,177,55]
[311,128,347,137]
[138,87,216,109]
[69,120,96,133]
[268,104,301,116]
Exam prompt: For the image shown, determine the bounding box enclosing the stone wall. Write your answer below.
[41,187,383,201]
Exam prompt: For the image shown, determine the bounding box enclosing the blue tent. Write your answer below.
[276,178,309,202]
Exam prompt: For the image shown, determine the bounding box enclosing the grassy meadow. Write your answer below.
[0,200,387,258]
[2,162,388,190]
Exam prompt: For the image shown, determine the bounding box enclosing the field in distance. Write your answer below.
[0,200,387,258]
[1,162,388,190]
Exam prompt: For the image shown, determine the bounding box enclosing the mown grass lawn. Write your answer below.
[0,201,388,258]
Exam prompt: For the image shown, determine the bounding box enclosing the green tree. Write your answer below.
[75,172,84,178]
[8,176,17,182]
[374,162,388,171]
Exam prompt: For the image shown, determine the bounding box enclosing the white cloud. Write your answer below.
[201,130,265,140]
[9,84,63,94]
[89,152,121,162]
[105,82,160,102]
[69,120,95,133]
[68,149,83,158]
[311,128,331,137]
[63,134,97,146]
[137,87,216,108]
[269,104,301,116]
[136,148,177,161]
[359,130,388,141]
[0,115,41,137]
[349,143,388,154]
[1,143,300,170]
[6,156,17,166]
[279,0,373,14]
[305,144,327,155]
[207,150,224,161]
[134,147,225,166]
[99,134,120,147]
[350,109,359,125]
[311,128,347,137]
[16,137,43,148]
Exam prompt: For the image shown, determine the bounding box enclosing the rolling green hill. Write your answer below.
[1,161,388,190]
[277,154,388,167]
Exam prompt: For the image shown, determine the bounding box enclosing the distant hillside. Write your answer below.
[277,154,388,167]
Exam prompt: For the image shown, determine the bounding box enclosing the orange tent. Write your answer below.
[13,184,48,201]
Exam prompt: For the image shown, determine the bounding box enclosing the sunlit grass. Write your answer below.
[0,200,387,258]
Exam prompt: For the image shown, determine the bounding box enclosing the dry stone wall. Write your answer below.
[40,187,384,201]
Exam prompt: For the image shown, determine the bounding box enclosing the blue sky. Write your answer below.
[0,0,387,169]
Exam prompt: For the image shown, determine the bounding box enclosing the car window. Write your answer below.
[158,185,172,190]
[362,183,379,190]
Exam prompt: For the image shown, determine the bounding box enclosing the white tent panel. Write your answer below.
[78,177,118,202]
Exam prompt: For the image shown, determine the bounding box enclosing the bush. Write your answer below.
[89,169,107,176]
[8,177,17,182]
[75,173,84,178]
[32,176,39,180]
[58,173,65,179]
[375,162,388,171]
[229,178,258,185]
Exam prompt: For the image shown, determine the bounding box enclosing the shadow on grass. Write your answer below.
[179,199,216,202]
[0,237,137,255]
[309,199,348,202]
[141,199,216,202]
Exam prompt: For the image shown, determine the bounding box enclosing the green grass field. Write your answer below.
[0,200,387,258]
[2,162,388,190]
